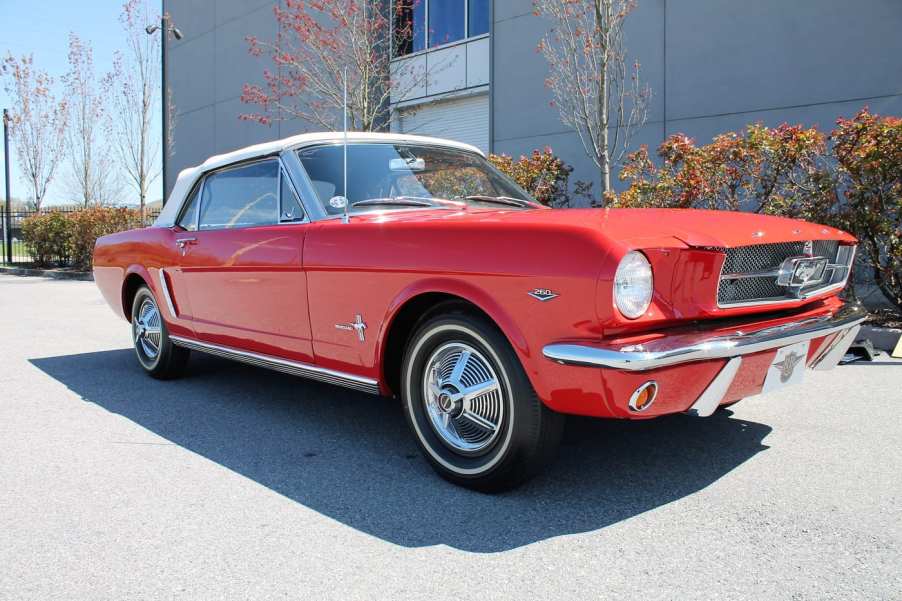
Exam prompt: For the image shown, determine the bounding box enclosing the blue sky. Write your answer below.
[0,0,163,206]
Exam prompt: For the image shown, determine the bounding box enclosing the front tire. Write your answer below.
[401,309,564,492]
[131,285,189,379]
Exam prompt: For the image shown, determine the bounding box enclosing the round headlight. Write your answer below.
[614,251,653,319]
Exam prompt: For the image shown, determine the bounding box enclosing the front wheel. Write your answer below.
[131,285,190,379]
[401,310,564,492]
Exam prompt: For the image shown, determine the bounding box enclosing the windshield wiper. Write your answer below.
[458,195,533,208]
[350,196,434,208]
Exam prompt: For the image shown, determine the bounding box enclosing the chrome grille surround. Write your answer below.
[717,241,855,307]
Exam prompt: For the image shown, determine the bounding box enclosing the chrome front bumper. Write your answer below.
[543,304,866,371]
[543,303,865,417]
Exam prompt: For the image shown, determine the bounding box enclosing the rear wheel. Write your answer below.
[401,309,564,492]
[131,285,189,379]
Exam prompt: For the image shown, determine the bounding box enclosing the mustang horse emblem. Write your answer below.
[773,351,805,383]
[793,261,821,285]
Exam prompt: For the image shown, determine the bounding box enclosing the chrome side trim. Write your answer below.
[157,268,178,317]
[169,336,380,395]
[686,357,743,417]
[810,324,861,371]
[542,303,867,371]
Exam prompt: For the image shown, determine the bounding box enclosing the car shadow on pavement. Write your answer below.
[31,349,772,553]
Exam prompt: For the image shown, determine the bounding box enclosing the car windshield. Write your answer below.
[296,143,535,215]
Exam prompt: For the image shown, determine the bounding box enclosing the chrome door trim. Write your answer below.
[157,268,178,317]
[169,335,380,395]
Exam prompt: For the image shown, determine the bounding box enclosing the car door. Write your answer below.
[177,158,314,363]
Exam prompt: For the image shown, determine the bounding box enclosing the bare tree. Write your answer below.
[64,34,120,207]
[241,0,438,132]
[534,0,650,200]
[108,0,162,223]
[1,54,68,210]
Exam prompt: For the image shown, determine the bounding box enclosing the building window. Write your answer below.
[394,1,426,56]
[394,0,489,57]
[468,0,489,37]
[428,0,464,47]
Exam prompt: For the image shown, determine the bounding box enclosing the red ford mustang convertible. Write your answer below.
[94,132,864,491]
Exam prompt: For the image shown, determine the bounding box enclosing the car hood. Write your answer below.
[346,207,855,248]
[589,208,855,248]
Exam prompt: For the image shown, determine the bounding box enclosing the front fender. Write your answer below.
[377,276,531,363]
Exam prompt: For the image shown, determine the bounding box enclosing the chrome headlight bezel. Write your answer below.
[614,251,654,319]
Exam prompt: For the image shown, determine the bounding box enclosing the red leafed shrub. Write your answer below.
[488,148,576,207]
[830,108,902,310]
[615,123,834,221]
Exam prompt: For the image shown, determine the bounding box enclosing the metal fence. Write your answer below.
[1,207,160,266]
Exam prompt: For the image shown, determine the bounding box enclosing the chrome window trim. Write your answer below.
[188,156,311,232]
[715,243,856,309]
[196,156,280,231]
[169,335,379,395]
[277,164,308,224]
[174,178,203,231]
[278,149,323,221]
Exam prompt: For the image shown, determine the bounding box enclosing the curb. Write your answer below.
[859,325,902,353]
[0,265,94,281]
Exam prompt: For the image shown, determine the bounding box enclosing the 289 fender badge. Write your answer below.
[528,288,559,302]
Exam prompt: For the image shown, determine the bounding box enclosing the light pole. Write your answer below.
[3,109,11,265]
[146,14,182,205]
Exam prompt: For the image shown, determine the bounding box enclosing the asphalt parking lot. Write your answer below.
[1,273,900,600]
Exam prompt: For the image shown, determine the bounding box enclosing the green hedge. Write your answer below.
[21,207,143,270]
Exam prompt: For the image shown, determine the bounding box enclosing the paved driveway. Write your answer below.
[1,274,900,600]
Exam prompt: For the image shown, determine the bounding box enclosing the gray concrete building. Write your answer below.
[163,0,902,199]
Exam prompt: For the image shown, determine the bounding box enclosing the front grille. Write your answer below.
[717,240,853,306]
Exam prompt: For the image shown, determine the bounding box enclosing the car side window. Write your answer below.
[280,170,306,222]
[177,184,201,231]
[198,159,279,230]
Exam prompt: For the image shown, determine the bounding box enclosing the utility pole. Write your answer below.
[3,109,11,265]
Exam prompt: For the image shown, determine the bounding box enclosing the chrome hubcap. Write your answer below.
[134,297,162,360]
[423,342,504,454]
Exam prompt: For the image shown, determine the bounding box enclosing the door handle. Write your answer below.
[175,237,197,255]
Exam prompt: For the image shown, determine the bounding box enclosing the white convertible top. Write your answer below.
[154,131,484,227]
